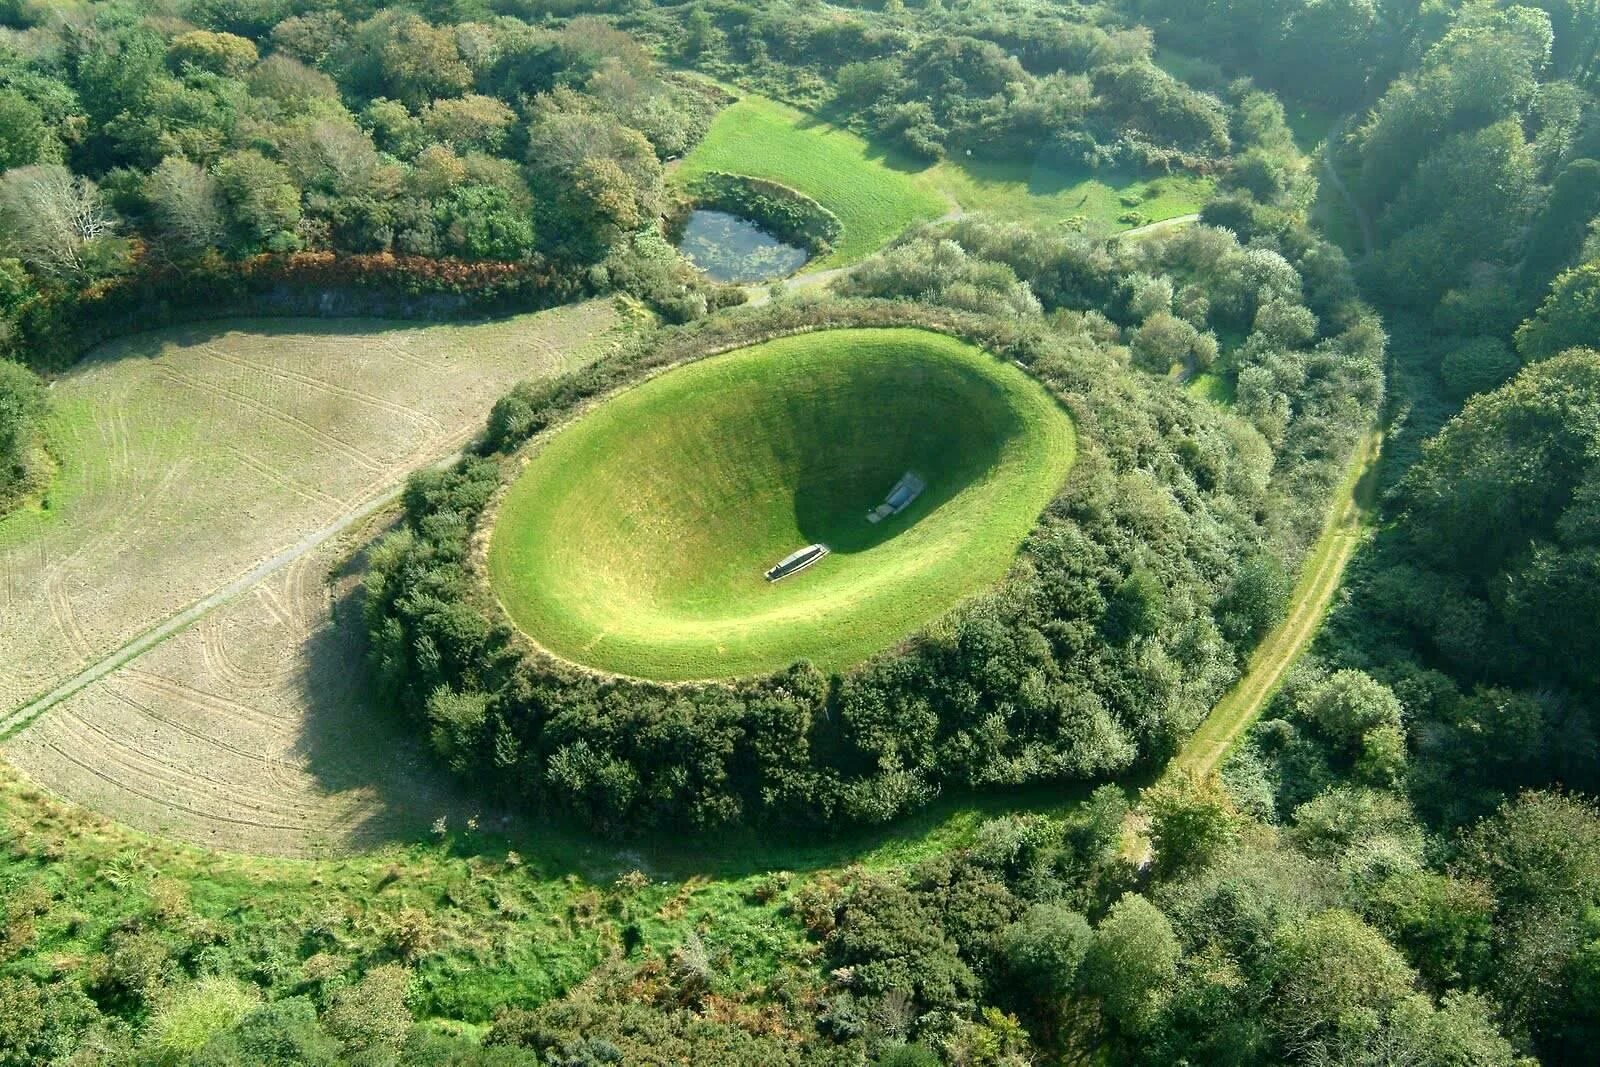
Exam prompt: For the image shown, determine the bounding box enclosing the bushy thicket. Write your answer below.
[0,357,45,514]
[1215,645,1600,1064]
[366,299,1285,835]
[0,3,725,365]
[626,0,1233,171]
[5,249,591,371]
[838,213,1383,560]
[1318,350,1600,827]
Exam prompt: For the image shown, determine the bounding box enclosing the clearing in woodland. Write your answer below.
[676,93,1213,266]
[0,301,628,854]
[674,95,949,267]
[488,328,1076,681]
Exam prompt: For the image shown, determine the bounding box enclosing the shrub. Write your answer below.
[1440,336,1520,400]
[0,359,46,513]
[143,978,260,1067]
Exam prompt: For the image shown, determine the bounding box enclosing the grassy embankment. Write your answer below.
[489,328,1076,680]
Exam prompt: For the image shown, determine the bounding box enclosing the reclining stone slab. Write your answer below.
[765,543,829,582]
[866,471,926,523]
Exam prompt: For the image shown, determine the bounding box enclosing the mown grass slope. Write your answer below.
[674,96,949,267]
[924,156,1212,231]
[489,328,1075,680]
[675,94,1213,266]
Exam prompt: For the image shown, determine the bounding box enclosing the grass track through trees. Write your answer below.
[1167,426,1383,781]
[1158,111,1385,782]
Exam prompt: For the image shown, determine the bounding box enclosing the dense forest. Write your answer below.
[5,0,1600,1064]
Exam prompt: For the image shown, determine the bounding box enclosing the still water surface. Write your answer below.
[677,209,809,283]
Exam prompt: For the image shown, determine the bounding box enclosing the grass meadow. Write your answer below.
[675,93,1213,267]
[673,95,951,266]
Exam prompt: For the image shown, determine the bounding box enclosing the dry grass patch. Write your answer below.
[3,527,481,856]
[0,301,628,852]
[0,302,622,713]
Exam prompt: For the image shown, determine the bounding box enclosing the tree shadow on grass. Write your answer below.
[65,315,504,371]
[288,536,553,859]
[290,554,1144,882]
[787,106,947,181]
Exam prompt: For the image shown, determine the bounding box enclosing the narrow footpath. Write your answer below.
[1166,426,1382,781]
[1161,117,1384,780]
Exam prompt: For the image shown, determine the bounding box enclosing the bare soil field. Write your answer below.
[0,301,627,853]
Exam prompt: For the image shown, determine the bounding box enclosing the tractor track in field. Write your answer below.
[0,455,455,740]
[198,345,449,434]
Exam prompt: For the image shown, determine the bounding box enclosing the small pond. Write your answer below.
[676,209,809,283]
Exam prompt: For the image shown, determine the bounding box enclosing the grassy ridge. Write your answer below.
[488,328,1075,680]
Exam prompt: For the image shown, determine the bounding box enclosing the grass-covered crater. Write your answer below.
[487,328,1076,680]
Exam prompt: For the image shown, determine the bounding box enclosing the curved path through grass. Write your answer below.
[488,328,1075,680]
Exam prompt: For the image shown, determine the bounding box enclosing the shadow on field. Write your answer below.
[77,316,490,369]
[791,358,1022,554]
[289,535,529,856]
[281,516,1134,883]
[788,106,948,181]
[791,443,1004,555]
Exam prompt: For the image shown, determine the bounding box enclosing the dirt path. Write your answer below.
[1319,118,1376,258]
[0,454,455,740]
[1159,118,1380,782]
[1165,425,1383,781]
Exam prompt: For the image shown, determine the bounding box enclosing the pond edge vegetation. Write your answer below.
[670,171,842,262]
